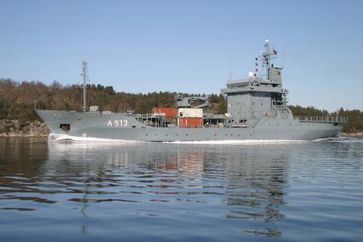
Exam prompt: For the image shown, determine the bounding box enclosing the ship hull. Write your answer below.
[36,110,342,142]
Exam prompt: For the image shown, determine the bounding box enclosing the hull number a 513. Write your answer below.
[107,119,128,127]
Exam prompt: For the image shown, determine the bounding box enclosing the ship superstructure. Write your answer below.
[222,40,291,125]
[36,41,347,142]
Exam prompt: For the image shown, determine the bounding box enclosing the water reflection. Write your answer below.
[52,143,288,237]
[2,139,292,238]
[1,138,362,241]
[222,150,287,237]
[8,141,359,239]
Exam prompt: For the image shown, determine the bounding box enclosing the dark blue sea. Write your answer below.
[0,137,362,242]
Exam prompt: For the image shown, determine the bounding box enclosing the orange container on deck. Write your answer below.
[178,117,203,128]
[152,107,177,118]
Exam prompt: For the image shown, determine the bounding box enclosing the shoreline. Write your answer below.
[340,132,363,138]
[0,120,48,137]
[0,134,48,137]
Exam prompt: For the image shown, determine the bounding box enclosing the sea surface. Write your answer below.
[0,137,362,242]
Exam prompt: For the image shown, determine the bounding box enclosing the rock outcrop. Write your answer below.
[0,120,48,137]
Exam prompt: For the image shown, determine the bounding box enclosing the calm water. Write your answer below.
[0,138,362,242]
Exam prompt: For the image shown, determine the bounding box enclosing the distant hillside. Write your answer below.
[0,79,362,134]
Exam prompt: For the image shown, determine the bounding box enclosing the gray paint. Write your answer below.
[36,110,342,142]
[35,41,345,142]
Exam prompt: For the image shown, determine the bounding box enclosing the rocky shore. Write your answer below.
[0,120,48,137]
[340,132,363,137]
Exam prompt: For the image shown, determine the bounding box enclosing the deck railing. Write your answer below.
[295,116,348,123]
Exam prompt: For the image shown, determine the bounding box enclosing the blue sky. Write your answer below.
[0,0,362,111]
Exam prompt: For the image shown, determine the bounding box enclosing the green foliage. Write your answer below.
[208,94,227,114]
[337,108,363,133]
[289,105,329,116]
[0,98,10,119]
[0,79,178,118]
[289,105,363,133]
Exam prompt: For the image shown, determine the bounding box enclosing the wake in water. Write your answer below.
[48,133,308,145]
[48,133,362,145]
[48,133,142,144]
[313,136,363,143]
[164,140,309,145]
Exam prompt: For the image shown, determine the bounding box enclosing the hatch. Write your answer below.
[59,123,70,132]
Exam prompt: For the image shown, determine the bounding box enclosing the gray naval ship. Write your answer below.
[36,41,347,142]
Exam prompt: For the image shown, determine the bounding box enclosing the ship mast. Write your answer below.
[262,40,276,80]
[81,61,88,113]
